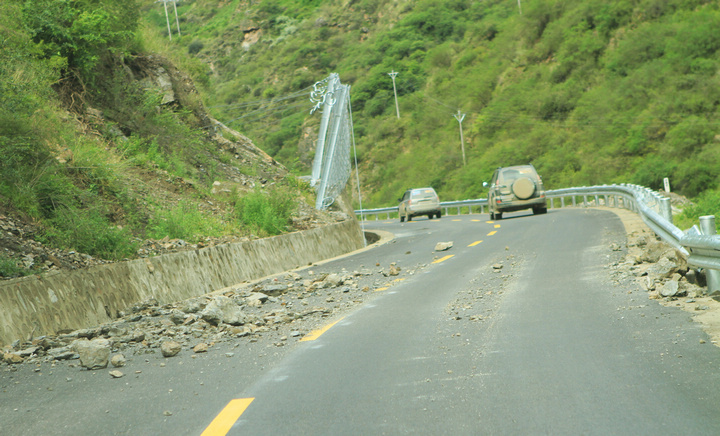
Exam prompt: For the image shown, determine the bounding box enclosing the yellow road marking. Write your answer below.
[432,255,454,264]
[471,219,481,222]
[494,224,501,228]
[300,318,345,342]
[487,230,497,236]
[486,221,495,224]
[452,219,462,222]
[201,398,254,436]
[374,286,389,292]
[468,240,483,247]
[393,278,406,282]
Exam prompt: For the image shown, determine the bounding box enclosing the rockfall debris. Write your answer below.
[1,262,419,369]
[2,229,717,370]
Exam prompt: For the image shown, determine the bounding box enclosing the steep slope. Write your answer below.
[144,0,720,206]
[0,3,343,279]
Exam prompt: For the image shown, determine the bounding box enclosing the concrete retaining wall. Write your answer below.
[0,219,365,346]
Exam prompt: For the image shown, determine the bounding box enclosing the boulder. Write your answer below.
[200,296,248,326]
[160,341,182,357]
[72,338,111,369]
[435,242,453,251]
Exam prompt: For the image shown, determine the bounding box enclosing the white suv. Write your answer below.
[487,165,547,220]
[398,187,441,222]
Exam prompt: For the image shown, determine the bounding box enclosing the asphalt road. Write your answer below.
[3,208,720,435]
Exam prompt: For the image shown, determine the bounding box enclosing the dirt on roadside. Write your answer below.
[610,207,720,347]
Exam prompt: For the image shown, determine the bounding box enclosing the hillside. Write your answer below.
[0,2,344,279]
[2,0,720,277]
[142,0,720,207]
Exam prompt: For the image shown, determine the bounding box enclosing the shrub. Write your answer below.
[234,189,295,236]
[188,40,204,55]
[147,201,228,242]
[675,190,720,232]
[41,206,139,260]
[0,254,30,278]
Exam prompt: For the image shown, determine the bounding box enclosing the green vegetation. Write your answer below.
[2,0,720,274]
[143,0,720,221]
[234,188,296,237]
[0,0,313,274]
[675,190,720,231]
[0,254,31,279]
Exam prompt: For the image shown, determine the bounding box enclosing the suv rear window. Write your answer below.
[411,189,437,199]
[499,167,537,184]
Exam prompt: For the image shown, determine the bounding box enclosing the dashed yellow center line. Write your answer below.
[468,240,483,247]
[486,221,495,224]
[487,230,497,236]
[300,317,344,342]
[201,398,254,436]
[494,224,501,228]
[471,219,481,222]
[393,278,406,283]
[452,219,462,222]
[374,286,389,292]
[432,255,454,264]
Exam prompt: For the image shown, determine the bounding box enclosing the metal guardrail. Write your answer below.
[355,184,720,293]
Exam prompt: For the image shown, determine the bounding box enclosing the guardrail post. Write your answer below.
[561,197,565,208]
[603,195,608,206]
[700,216,720,294]
[572,196,576,207]
[583,195,588,207]
[660,198,672,224]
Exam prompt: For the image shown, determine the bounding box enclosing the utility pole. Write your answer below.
[454,110,466,166]
[388,70,400,119]
[157,0,181,39]
[172,0,181,36]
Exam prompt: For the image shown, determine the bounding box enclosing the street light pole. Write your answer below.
[388,70,400,119]
[454,110,466,166]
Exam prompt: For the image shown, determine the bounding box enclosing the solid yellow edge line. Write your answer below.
[432,254,454,264]
[201,398,255,436]
[300,317,345,342]
[468,240,483,247]
[487,230,497,236]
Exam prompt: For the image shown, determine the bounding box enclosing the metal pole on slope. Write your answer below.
[347,88,367,246]
[172,0,182,36]
[161,0,172,40]
[454,110,466,166]
[699,215,720,294]
[388,70,400,119]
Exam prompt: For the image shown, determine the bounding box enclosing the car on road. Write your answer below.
[398,187,441,222]
[487,164,547,220]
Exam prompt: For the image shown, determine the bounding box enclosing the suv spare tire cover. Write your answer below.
[512,177,536,200]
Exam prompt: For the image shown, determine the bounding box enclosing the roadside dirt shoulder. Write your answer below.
[608,207,720,347]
